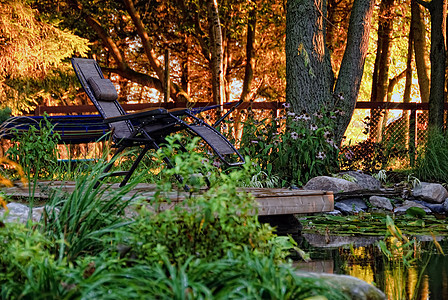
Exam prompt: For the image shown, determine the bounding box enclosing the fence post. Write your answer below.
[409,108,416,167]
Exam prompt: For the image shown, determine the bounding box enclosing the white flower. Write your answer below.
[283,103,291,109]
[291,132,299,140]
[313,112,323,119]
[323,131,331,139]
[316,152,326,160]
[310,124,318,131]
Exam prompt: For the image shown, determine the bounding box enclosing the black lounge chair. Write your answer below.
[71,57,244,187]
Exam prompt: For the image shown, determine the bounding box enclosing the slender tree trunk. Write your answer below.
[417,0,447,129]
[333,0,375,142]
[208,0,224,109]
[412,0,430,103]
[369,0,394,142]
[240,8,257,102]
[404,24,415,161]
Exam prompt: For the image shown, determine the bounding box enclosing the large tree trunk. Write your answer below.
[286,0,334,115]
[417,0,447,129]
[412,0,430,103]
[369,0,394,142]
[286,0,374,144]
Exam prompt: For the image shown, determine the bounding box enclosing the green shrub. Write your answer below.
[414,128,448,183]
[42,160,141,262]
[117,135,293,265]
[6,114,60,179]
[236,105,340,187]
[66,251,348,300]
[0,221,67,299]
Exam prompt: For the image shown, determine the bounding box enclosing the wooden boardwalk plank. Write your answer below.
[2,181,334,216]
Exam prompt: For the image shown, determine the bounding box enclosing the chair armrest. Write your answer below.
[104,108,168,124]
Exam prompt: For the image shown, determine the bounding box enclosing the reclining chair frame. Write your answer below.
[71,57,244,187]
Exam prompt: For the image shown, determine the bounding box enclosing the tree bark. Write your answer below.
[286,0,334,115]
[333,0,375,142]
[240,8,257,102]
[369,0,394,142]
[417,0,447,129]
[208,0,224,109]
[412,0,430,103]
[286,0,374,144]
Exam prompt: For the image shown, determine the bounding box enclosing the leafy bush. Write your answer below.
[6,114,60,179]
[235,105,340,187]
[0,137,349,298]
[42,161,141,262]
[118,135,293,264]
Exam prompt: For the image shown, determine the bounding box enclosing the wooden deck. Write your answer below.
[3,181,334,216]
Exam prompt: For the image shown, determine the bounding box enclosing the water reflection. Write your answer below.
[296,236,448,299]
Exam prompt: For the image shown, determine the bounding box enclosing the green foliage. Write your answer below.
[42,161,141,262]
[0,137,349,298]
[0,107,12,124]
[236,105,340,187]
[121,135,292,264]
[414,128,448,183]
[64,251,348,300]
[0,0,90,114]
[0,221,66,299]
[6,115,60,179]
[300,212,448,237]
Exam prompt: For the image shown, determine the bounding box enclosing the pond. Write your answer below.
[295,216,448,300]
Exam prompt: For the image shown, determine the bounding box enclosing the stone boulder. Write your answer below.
[304,176,361,193]
[412,182,448,203]
[296,272,387,300]
[339,171,382,190]
[369,196,393,211]
[444,198,448,213]
[394,200,432,215]
[0,203,57,224]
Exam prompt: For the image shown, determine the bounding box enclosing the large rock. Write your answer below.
[412,182,448,203]
[444,198,448,213]
[394,200,431,214]
[0,203,56,223]
[304,176,361,193]
[369,196,393,211]
[413,200,445,214]
[296,271,387,300]
[339,171,382,190]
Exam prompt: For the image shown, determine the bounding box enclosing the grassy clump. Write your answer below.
[414,128,448,183]
[0,136,348,299]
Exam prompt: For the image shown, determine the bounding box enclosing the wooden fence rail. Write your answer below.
[33,101,443,116]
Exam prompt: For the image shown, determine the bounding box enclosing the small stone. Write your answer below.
[394,200,432,214]
[369,196,393,211]
[327,210,342,216]
[304,176,361,193]
[412,182,448,203]
[339,198,368,211]
[335,202,363,215]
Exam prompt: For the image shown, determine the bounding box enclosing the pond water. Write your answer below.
[296,234,448,299]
